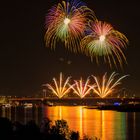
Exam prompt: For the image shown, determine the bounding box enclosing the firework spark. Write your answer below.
[47,72,71,98]
[81,21,128,67]
[92,72,128,98]
[45,0,96,52]
[70,77,95,98]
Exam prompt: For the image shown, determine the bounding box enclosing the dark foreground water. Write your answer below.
[0,105,140,140]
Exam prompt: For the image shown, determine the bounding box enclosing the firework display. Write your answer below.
[92,72,128,98]
[81,21,128,67]
[45,0,96,52]
[45,0,128,68]
[47,72,71,98]
[44,1,129,99]
[69,77,95,98]
[44,72,128,99]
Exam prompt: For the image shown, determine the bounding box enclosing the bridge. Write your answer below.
[9,97,140,106]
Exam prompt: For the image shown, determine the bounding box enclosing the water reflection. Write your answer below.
[0,106,140,140]
[44,106,139,140]
[44,106,127,139]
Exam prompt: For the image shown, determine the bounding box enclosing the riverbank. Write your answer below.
[0,117,99,140]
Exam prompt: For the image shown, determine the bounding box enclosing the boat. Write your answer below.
[2,103,12,108]
[84,106,98,109]
[24,103,33,108]
[45,101,54,106]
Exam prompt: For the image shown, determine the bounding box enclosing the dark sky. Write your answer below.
[0,0,139,96]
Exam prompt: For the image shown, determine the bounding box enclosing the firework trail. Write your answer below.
[92,72,128,98]
[70,77,95,98]
[47,72,71,98]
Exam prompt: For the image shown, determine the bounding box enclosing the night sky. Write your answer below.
[0,0,139,96]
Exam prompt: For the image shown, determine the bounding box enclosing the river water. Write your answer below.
[0,105,140,140]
